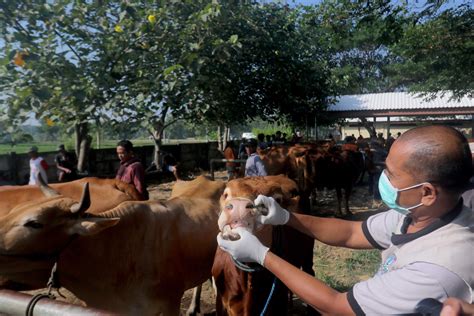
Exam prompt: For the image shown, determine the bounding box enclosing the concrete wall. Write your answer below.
[0,142,223,185]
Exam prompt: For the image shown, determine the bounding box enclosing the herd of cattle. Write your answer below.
[0,142,366,315]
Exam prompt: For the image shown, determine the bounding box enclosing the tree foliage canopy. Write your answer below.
[0,0,471,149]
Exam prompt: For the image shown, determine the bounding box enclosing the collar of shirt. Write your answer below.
[391,199,464,246]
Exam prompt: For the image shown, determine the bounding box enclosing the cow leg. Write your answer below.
[157,295,181,316]
[186,285,202,316]
[211,277,217,296]
[335,187,343,217]
[344,186,352,216]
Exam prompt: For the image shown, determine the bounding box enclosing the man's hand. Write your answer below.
[254,195,290,226]
[217,227,269,266]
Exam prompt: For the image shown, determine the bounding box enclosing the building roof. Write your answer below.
[327,92,474,118]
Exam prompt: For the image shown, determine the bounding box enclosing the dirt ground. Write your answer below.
[26,170,385,315]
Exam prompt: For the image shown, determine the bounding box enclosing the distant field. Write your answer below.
[0,138,209,155]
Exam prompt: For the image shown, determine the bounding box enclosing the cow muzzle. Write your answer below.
[218,197,268,241]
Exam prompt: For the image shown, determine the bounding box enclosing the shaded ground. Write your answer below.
[26,171,385,315]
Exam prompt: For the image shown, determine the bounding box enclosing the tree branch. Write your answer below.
[53,29,84,64]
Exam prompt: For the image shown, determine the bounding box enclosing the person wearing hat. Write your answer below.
[55,144,77,182]
[28,146,49,185]
[244,138,267,177]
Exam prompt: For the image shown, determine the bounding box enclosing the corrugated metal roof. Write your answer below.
[328,92,474,112]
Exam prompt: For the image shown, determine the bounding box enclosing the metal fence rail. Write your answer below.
[0,290,117,316]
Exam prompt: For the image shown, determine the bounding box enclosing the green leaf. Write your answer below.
[229,34,238,44]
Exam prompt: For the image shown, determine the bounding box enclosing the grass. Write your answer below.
[313,242,381,292]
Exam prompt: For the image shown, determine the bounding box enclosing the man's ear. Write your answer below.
[69,218,120,236]
[421,183,437,206]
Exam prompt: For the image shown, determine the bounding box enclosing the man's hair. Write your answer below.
[400,126,472,193]
[117,140,134,152]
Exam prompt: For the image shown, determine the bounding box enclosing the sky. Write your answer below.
[285,0,471,11]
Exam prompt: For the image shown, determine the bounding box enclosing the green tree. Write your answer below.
[186,2,336,148]
[390,6,473,99]
[0,1,126,171]
[305,0,407,95]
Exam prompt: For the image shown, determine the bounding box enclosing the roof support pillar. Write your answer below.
[387,116,391,136]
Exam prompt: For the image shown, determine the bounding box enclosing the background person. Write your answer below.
[55,144,77,182]
[244,138,267,177]
[162,153,180,181]
[218,125,473,315]
[367,140,388,207]
[224,141,237,180]
[28,146,49,185]
[116,140,148,200]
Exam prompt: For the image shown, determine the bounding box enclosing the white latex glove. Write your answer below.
[254,195,290,226]
[217,227,270,266]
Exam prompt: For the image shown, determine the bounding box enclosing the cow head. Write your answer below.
[0,183,119,259]
[218,175,299,240]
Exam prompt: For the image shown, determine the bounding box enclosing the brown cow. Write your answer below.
[309,144,363,217]
[212,175,314,315]
[0,177,143,215]
[259,145,316,211]
[0,176,225,315]
[0,177,142,291]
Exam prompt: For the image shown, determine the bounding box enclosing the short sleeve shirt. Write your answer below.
[348,210,471,315]
[245,153,267,177]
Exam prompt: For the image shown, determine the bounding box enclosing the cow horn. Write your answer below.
[71,182,91,214]
[37,171,60,197]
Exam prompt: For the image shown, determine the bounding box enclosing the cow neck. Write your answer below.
[0,234,78,262]
[93,203,143,219]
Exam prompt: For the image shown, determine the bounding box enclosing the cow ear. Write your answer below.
[70,218,120,236]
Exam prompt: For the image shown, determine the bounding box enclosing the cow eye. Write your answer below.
[245,203,254,209]
[24,220,44,229]
[225,204,233,210]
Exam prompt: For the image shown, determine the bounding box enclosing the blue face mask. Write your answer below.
[378,171,427,216]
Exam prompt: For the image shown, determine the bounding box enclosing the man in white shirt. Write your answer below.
[244,139,267,177]
[28,146,49,185]
[218,125,473,315]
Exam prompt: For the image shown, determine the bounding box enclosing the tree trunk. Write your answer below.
[359,117,377,138]
[222,126,230,151]
[75,122,91,173]
[217,125,223,152]
[151,121,165,169]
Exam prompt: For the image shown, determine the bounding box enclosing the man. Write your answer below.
[273,130,284,145]
[367,140,388,206]
[28,146,49,185]
[244,138,267,177]
[116,140,148,200]
[257,133,268,151]
[223,141,237,180]
[386,132,396,151]
[218,125,473,315]
[55,144,77,182]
